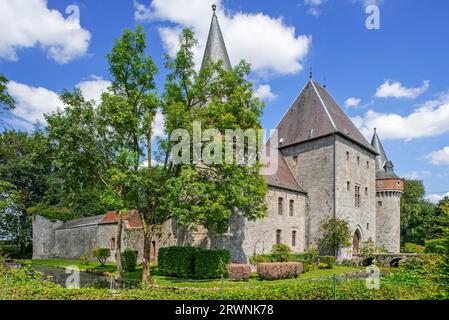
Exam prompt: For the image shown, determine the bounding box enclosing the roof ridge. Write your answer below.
[310,80,337,131]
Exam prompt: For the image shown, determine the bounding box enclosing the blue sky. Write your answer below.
[1,0,449,201]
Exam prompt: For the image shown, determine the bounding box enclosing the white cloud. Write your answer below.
[345,97,361,107]
[254,85,277,101]
[354,90,449,140]
[375,80,430,99]
[426,192,449,204]
[134,0,311,76]
[426,146,449,165]
[6,81,63,127]
[304,0,326,16]
[404,170,431,180]
[7,78,166,135]
[0,0,91,63]
[76,76,111,104]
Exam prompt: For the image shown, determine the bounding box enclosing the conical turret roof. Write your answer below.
[371,129,399,179]
[200,5,232,71]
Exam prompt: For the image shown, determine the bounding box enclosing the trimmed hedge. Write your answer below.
[158,246,230,279]
[257,262,303,280]
[227,264,251,281]
[194,249,230,279]
[158,246,197,278]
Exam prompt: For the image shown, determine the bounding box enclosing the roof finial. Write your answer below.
[374,127,377,133]
[309,67,313,79]
[323,76,327,88]
[212,4,217,13]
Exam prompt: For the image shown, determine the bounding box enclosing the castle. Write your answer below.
[33,7,403,263]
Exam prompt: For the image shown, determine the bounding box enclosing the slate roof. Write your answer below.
[57,214,106,230]
[57,210,142,230]
[200,5,232,71]
[371,129,400,180]
[262,146,306,193]
[276,80,376,153]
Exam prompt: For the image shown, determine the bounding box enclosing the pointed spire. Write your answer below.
[371,129,397,177]
[200,4,232,71]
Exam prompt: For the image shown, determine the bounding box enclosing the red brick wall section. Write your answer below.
[376,179,404,191]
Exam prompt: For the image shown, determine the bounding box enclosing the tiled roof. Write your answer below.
[57,214,106,230]
[276,80,375,153]
[261,146,306,193]
[57,210,143,230]
[100,210,143,229]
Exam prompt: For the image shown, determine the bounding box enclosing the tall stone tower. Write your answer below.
[371,129,403,253]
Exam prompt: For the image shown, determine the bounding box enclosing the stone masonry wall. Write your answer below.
[32,214,63,259]
[334,136,377,259]
[281,135,335,249]
[376,192,401,253]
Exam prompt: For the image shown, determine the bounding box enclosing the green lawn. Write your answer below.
[18,258,372,288]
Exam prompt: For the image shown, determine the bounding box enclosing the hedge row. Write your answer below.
[0,271,440,300]
[158,246,230,279]
[258,262,303,280]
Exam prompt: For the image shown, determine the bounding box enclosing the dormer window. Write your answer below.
[307,129,314,139]
[279,138,284,146]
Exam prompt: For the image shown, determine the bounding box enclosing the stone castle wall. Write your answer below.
[334,136,377,249]
[281,135,335,249]
[376,191,401,253]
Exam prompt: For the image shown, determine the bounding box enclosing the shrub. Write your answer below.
[79,253,90,266]
[404,243,425,253]
[249,254,271,265]
[227,264,251,281]
[92,248,110,266]
[319,256,335,269]
[122,248,138,272]
[271,244,292,262]
[360,239,376,259]
[194,249,230,279]
[296,259,311,273]
[425,239,447,254]
[158,246,197,278]
[257,262,303,280]
[303,247,319,263]
[399,254,442,279]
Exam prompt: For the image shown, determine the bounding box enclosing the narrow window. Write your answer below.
[357,156,360,166]
[110,238,115,250]
[367,223,370,230]
[276,230,282,244]
[378,201,383,207]
[289,199,294,217]
[366,161,370,170]
[293,155,298,166]
[365,187,368,196]
[292,230,297,247]
[355,185,361,208]
[278,197,283,215]
[346,151,350,161]
[307,129,313,139]
[347,181,351,191]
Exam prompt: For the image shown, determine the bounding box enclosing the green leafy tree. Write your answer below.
[316,217,352,257]
[45,27,267,284]
[0,74,15,127]
[400,179,436,245]
[0,131,51,252]
[433,197,449,296]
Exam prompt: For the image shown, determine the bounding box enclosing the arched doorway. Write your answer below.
[353,230,361,256]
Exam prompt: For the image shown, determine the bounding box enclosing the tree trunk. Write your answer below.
[115,212,124,281]
[141,219,154,285]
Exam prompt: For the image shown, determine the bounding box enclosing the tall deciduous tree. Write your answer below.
[45,27,268,284]
[400,179,436,245]
[0,131,50,252]
[0,74,15,128]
